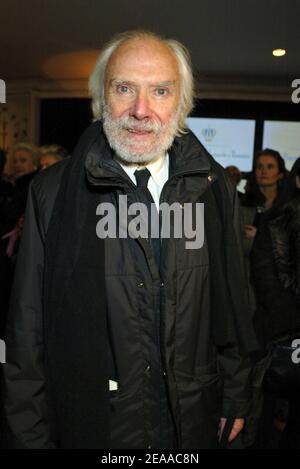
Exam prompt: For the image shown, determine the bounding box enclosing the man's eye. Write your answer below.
[117,85,130,93]
[155,88,168,96]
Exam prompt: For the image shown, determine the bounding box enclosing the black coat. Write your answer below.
[3,123,256,448]
[269,196,300,300]
[251,196,300,347]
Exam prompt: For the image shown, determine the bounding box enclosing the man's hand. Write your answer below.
[242,224,257,239]
[219,417,244,443]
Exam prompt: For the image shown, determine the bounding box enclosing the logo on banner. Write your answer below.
[201,127,216,142]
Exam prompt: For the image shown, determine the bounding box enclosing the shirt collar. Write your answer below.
[116,153,169,186]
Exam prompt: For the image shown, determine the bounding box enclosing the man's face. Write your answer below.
[103,37,181,164]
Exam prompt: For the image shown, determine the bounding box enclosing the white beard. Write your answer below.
[102,104,179,165]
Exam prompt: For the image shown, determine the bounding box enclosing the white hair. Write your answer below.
[12,141,39,166]
[88,30,194,136]
[38,144,69,159]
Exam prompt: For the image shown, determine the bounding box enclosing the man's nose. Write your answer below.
[130,91,151,120]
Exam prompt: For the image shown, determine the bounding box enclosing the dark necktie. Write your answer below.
[134,168,160,267]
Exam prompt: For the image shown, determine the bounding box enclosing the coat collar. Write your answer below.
[85,122,216,188]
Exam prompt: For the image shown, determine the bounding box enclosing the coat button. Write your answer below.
[137,282,144,288]
[145,364,151,372]
[160,282,164,287]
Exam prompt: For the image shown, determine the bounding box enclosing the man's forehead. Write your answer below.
[109,78,177,87]
[114,37,173,56]
[106,37,179,77]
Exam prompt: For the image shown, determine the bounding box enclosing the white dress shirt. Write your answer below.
[117,154,169,210]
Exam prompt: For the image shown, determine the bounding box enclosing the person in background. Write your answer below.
[0,151,10,449]
[225,165,245,200]
[225,165,242,187]
[240,149,287,448]
[240,149,286,312]
[249,157,300,448]
[9,142,39,182]
[241,149,286,235]
[0,150,13,206]
[3,30,256,449]
[0,149,13,339]
[39,144,69,170]
[0,142,39,245]
[0,143,39,337]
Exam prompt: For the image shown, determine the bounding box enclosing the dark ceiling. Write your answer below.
[0,0,299,86]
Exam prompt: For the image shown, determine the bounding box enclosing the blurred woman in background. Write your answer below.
[8,142,38,182]
[241,148,286,239]
[240,149,287,448]
[0,142,39,336]
[250,157,300,448]
[240,149,286,315]
[251,156,299,351]
[38,144,69,170]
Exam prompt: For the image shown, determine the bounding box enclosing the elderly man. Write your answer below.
[3,30,257,449]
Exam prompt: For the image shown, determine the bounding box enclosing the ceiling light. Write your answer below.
[272,48,286,57]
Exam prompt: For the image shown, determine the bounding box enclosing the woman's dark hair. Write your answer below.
[289,156,300,180]
[38,144,69,159]
[254,148,286,175]
[242,148,287,207]
[275,157,300,208]
[242,172,266,207]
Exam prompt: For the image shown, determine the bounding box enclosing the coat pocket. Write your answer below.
[175,365,222,448]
